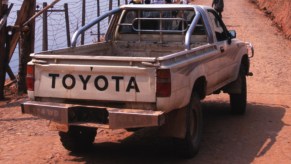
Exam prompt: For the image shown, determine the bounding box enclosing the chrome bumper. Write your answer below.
[246,42,254,58]
[21,101,165,130]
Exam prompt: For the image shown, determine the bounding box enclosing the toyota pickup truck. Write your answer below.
[21,4,254,157]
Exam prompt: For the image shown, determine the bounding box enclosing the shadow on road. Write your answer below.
[0,97,26,108]
[66,101,286,164]
[0,117,39,122]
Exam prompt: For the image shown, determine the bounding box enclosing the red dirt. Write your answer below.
[253,0,291,39]
[1,0,291,163]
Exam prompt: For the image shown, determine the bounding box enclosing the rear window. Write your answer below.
[118,9,197,34]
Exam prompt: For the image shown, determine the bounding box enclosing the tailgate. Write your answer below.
[34,62,156,102]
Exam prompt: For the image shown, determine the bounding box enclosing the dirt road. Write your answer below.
[1,0,291,163]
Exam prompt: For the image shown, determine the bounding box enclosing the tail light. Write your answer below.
[156,69,171,97]
[26,65,35,91]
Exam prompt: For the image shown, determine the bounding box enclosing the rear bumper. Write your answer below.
[21,101,165,130]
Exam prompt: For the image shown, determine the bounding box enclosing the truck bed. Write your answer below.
[38,34,207,58]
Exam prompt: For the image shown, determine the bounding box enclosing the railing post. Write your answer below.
[64,3,71,47]
[42,2,48,51]
[97,0,100,42]
[81,0,86,45]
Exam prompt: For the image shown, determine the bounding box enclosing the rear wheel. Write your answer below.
[59,126,97,152]
[179,92,203,158]
[229,65,247,114]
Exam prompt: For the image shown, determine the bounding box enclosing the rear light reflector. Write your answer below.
[26,65,35,91]
[156,69,171,97]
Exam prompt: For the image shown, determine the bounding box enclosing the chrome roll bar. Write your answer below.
[185,7,201,50]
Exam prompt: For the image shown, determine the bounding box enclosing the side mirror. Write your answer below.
[229,30,236,39]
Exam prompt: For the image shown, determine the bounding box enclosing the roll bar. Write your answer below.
[71,5,213,50]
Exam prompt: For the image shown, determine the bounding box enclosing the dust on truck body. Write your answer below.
[21,4,254,157]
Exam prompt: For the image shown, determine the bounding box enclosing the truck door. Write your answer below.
[207,10,238,85]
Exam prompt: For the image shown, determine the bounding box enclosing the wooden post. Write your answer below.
[0,0,2,15]
[0,0,8,99]
[18,29,29,94]
[81,0,86,45]
[64,3,71,47]
[18,0,36,94]
[42,2,48,51]
[5,27,12,78]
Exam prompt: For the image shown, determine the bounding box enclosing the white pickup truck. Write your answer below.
[22,4,254,157]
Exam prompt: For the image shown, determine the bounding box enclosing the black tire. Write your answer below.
[179,92,203,158]
[230,65,247,115]
[59,126,97,152]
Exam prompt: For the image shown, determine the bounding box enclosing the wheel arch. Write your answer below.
[192,76,207,100]
[241,54,250,75]
[223,54,249,94]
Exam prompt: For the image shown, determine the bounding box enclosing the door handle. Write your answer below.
[220,47,225,53]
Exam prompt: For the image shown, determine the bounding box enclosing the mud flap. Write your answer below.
[158,107,187,139]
